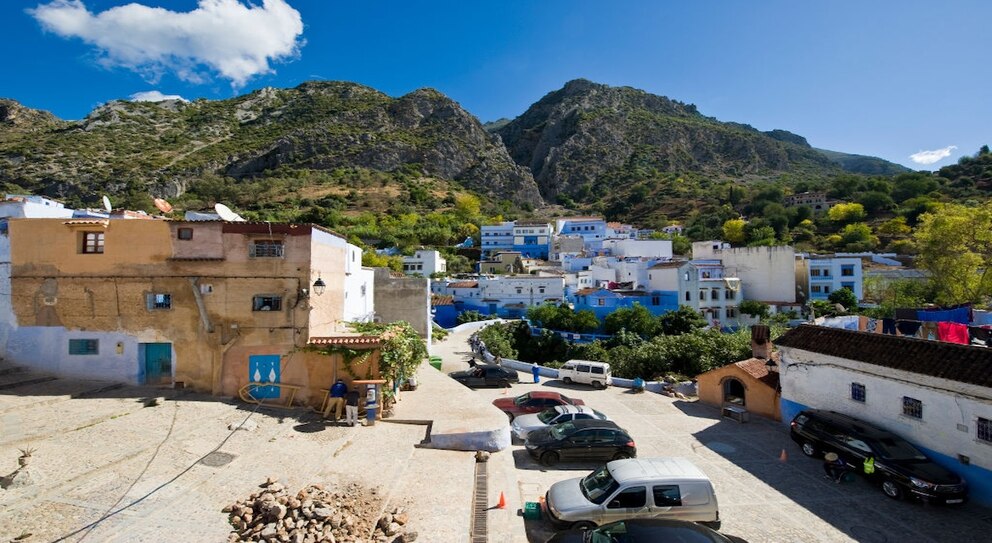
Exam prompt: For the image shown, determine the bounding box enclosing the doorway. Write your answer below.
[141,343,173,385]
[723,377,746,406]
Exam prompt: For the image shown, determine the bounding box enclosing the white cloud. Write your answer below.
[909,145,957,165]
[29,0,304,87]
[129,90,188,102]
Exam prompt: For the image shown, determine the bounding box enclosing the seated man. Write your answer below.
[323,379,348,423]
[822,452,848,483]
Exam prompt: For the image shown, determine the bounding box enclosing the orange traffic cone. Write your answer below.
[779,449,788,463]
[497,491,507,509]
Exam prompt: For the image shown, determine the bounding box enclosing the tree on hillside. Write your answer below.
[828,202,867,223]
[836,223,878,252]
[722,219,746,245]
[913,202,992,304]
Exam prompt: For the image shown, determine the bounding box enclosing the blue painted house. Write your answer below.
[572,287,680,321]
[555,217,608,252]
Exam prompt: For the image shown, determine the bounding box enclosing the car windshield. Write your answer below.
[513,393,531,407]
[537,409,560,424]
[550,421,576,440]
[560,393,574,404]
[592,409,606,419]
[872,436,928,461]
[580,465,620,505]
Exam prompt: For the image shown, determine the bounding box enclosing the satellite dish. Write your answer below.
[102,195,112,213]
[214,203,245,222]
[154,198,173,213]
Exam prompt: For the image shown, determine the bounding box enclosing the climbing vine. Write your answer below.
[348,321,427,387]
[310,346,374,380]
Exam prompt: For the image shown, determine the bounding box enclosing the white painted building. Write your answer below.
[338,235,375,323]
[776,325,992,505]
[692,241,798,305]
[602,238,673,259]
[0,194,75,219]
[480,221,514,256]
[605,222,638,239]
[648,260,744,326]
[402,249,447,276]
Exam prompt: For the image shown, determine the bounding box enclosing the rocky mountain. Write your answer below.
[496,79,907,202]
[0,82,542,210]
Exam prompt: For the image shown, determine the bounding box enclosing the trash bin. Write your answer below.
[523,501,542,520]
[366,403,378,426]
[429,356,442,371]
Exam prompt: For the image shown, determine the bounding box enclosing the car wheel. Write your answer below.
[540,451,560,467]
[591,380,603,389]
[497,379,509,388]
[612,451,631,461]
[882,479,903,500]
[563,377,572,384]
[570,521,596,530]
[801,440,819,458]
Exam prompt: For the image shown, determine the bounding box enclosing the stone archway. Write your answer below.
[723,377,746,406]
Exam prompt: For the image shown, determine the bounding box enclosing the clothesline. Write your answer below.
[814,315,990,347]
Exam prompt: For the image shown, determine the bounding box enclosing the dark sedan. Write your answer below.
[525,419,635,466]
[547,519,746,543]
[449,365,518,388]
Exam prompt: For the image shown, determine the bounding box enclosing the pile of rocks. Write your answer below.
[224,478,416,543]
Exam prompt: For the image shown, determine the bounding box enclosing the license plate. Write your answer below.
[946,499,964,504]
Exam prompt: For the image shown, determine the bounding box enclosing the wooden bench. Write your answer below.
[722,405,749,423]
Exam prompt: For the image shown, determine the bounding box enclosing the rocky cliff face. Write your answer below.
[497,79,865,200]
[0,82,542,207]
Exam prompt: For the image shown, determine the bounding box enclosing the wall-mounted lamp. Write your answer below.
[299,287,309,299]
[312,276,326,296]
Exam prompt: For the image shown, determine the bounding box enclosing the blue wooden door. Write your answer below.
[248,355,281,399]
[142,343,172,385]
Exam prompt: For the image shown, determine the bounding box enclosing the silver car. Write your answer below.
[511,405,608,440]
[545,457,720,531]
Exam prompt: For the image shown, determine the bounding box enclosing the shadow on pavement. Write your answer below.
[511,449,605,472]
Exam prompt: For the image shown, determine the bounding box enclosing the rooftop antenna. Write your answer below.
[102,195,112,213]
[153,198,173,214]
[214,202,245,222]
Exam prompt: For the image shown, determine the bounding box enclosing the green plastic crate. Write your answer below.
[523,501,542,520]
[429,356,442,371]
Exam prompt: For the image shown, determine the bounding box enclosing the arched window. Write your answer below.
[685,291,691,301]
[723,378,746,406]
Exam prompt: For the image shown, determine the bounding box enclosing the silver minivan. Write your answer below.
[545,457,720,530]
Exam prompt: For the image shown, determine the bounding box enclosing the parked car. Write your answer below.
[448,365,518,388]
[545,457,720,531]
[790,409,968,504]
[525,419,635,466]
[557,360,612,389]
[547,519,745,543]
[492,391,584,421]
[511,405,609,440]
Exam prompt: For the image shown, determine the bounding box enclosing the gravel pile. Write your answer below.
[224,478,416,543]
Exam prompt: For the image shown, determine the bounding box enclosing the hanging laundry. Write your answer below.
[894,308,919,321]
[917,306,971,324]
[921,321,938,340]
[896,320,922,337]
[820,316,860,330]
[937,322,969,345]
[882,318,897,335]
[970,327,992,347]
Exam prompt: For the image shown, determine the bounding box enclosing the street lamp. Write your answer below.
[312,276,326,296]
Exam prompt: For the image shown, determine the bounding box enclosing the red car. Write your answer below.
[493,391,585,421]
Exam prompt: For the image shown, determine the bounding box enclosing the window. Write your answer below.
[685,291,691,301]
[902,396,923,419]
[652,296,660,306]
[841,266,854,277]
[711,289,719,300]
[652,485,682,507]
[608,486,646,509]
[177,228,193,240]
[146,293,172,310]
[811,269,821,277]
[823,286,831,294]
[978,418,992,444]
[69,339,98,355]
[516,288,523,295]
[597,298,605,306]
[252,295,282,311]
[699,290,705,301]
[726,307,737,318]
[811,285,822,293]
[250,240,284,258]
[81,232,104,254]
[851,383,866,402]
[539,287,545,294]
[725,289,734,300]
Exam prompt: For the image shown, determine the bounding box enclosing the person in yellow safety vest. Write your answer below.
[864,456,875,475]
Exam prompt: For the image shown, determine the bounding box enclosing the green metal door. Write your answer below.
[142,343,172,385]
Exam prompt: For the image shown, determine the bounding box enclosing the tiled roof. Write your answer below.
[776,325,992,389]
[649,261,685,269]
[447,281,478,288]
[431,294,454,306]
[735,356,781,388]
[573,287,600,296]
[308,336,381,347]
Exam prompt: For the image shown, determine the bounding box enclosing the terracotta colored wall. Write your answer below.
[697,366,781,421]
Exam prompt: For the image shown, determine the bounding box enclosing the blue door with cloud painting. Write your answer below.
[248,355,281,400]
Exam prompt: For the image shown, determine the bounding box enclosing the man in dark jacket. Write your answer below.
[345,389,360,427]
[323,379,347,422]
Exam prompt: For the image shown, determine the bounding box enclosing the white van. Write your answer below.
[545,457,720,531]
[558,360,612,388]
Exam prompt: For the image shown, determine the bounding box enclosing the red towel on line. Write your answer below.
[938,322,969,345]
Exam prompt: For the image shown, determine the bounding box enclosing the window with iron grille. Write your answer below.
[250,240,284,258]
[977,418,992,444]
[252,295,282,311]
[69,339,99,355]
[81,232,104,254]
[902,396,923,419]
[146,293,172,310]
[851,383,866,402]
[177,228,193,240]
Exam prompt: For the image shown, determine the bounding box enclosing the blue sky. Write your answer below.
[4,1,990,169]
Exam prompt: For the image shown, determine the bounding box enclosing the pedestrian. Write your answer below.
[468,357,478,368]
[345,389,360,427]
[532,364,541,384]
[822,452,847,483]
[323,378,347,423]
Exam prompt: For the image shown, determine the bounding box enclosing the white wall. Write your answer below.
[779,346,992,476]
[604,239,673,259]
[402,250,446,276]
[478,276,565,307]
[693,241,797,304]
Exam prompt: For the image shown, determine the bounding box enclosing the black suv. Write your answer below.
[524,419,635,466]
[790,409,967,504]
